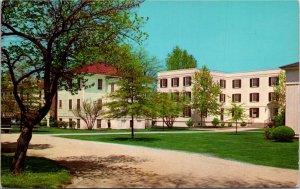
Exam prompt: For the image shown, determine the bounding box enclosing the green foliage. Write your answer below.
[228,122,233,127]
[240,121,247,127]
[274,111,285,127]
[264,127,273,140]
[1,154,71,188]
[226,99,247,133]
[270,126,295,142]
[273,71,286,113]
[212,118,220,127]
[186,119,194,127]
[147,92,185,128]
[166,46,197,70]
[56,121,68,129]
[192,65,221,125]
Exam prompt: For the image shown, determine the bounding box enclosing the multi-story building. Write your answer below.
[57,63,147,129]
[157,68,281,127]
[280,62,299,134]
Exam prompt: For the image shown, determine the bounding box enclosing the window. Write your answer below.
[269,77,279,86]
[59,118,62,121]
[98,79,103,90]
[97,119,102,128]
[219,94,226,102]
[77,119,80,129]
[183,106,191,117]
[220,108,224,121]
[232,79,241,88]
[59,100,62,108]
[171,78,179,87]
[183,76,191,86]
[232,94,241,102]
[202,110,208,118]
[111,83,115,92]
[184,92,191,101]
[160,79,168,88]
[98,99,102,110]
[69,99,72,110]
[250,108,259,118]
[269,92,278,102]
[250,93,259,102]
[77,78,82,89]
[220,79,226,89]
[77,99,80,110]
[250,78,259,88]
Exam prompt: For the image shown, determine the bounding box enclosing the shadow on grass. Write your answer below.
[1,153,67,173]
[107,137,161,142]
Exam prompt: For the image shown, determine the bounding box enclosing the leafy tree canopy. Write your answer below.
[166,46,197,70]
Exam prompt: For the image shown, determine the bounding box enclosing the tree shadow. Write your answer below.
[1,153,67,173]
[107,137,161,142]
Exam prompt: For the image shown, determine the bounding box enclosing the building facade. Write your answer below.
[157,68,281,127]
[57,63,147,129]
[280,62,299,134]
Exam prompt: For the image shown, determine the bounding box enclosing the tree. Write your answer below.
[226,100,247,134]
[166,46,197,70]
[72,99,103,130]
[1,0,146,174]
[148,92,184,129]
[273,71,286,126]
[192,65,221,126]
[104,48,155,139]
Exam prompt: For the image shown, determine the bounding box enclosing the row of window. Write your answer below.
[160,76,279,89]
[182,107,266,118]
[59,99,103,110]
[160,76,191,88]
[68,78,115,92]
[220,92,278,103]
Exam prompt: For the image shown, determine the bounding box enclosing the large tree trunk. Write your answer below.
[10,125,33,175]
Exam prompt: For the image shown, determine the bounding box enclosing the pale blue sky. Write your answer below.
[137,0,299,72]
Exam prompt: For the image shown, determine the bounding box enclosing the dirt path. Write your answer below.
[1,134,298,188]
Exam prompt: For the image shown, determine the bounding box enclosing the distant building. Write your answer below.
[280,62,299,134]
[157,68,281,127]
[57,63,147,129]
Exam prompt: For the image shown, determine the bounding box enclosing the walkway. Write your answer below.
[1,133,297,188]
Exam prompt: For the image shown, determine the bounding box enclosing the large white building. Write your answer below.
[280,62,299,134]
[157,68,281,127]
[57,63,147,129]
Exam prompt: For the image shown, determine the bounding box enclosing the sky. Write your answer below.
[136,0,299,72]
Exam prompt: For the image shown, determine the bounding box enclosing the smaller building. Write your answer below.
[280,62,299,134]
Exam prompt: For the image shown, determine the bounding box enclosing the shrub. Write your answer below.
[69,121,76,129]
[211,118,220,127]
[185,119,193,127]
[240,121,247,127]
[270,126,295,142]
[264,127,273,140]
[56,121,68,129]
[221,123,225,127]
[228,122,232,127]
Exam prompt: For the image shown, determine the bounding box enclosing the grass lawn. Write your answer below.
[7,126,204,134]
[62,131,298,169]
[1,153,71,188]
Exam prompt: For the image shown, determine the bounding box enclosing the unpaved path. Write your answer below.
[1,134,298,188]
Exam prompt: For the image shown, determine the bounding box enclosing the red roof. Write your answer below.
[75,62,119,76]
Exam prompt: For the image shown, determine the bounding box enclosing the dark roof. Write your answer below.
[75,62,119,76]
[280,62,299,70]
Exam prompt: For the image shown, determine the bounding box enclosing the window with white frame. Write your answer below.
[220,79,226,89]
[171,78,179,87]
[160,79,168,88]
[183,76,191,86]
[250,78,259,88]
[232,79,241,88]
[250,93,259,102]
[232,94,241,102]
[269,77,279,86]
[250,108,259,118]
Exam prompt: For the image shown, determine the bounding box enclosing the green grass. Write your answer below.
[61,131,298,169]
[7,126,203,134]
[1,153,71,188]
